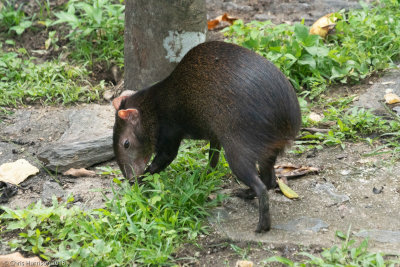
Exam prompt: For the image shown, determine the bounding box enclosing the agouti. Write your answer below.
[112,41,301,232]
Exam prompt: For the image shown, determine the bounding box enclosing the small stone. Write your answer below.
[372,186,383,194]
[356,230,400,244]
[254,14,270,21]
[336,154,346,160]
[235,260,254,267]
[119,90,136,97]
[273,216,329,233]
[393,106,400,115]
[313,182,350,205]
[41,181,66,206]
[340,170,350,175]
[103,90,115,101]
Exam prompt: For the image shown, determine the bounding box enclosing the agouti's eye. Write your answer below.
[123,140,130,149]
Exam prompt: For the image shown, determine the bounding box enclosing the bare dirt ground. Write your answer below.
[174,142,400,266]
[1,0,399,266]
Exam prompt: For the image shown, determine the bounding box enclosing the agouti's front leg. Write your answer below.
[145,129,182,174]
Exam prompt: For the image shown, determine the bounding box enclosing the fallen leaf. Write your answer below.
[207,18,220,30]
[309,13,338,38]
[63,168,96,177]
[275,163,319,178]
[45,37,51,50]
[0,252,43,266]
[384,92,400,104]
[0,159,39,185]
[208,13,238,30]
[222,13,237,25]
[277,178,299,199]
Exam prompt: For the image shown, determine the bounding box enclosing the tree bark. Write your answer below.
[125,0,207,91]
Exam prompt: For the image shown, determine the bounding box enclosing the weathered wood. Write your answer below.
[125,0,207,91]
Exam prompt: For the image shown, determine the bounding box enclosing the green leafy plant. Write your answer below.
[263,229,400,266]
[53,0,125,67]
[292,96,400,154]
[0,0,33,35]
[0,47,103,107]
[35,0,51,21]
[0,141,228,265]
[223,0,400,98]
[230,243,251,260]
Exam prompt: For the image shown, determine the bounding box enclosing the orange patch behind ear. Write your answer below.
[112,96,129,110]
[118,109,139,121]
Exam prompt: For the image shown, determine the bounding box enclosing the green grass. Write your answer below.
[52,0,125,68]
[0,0,123,108]
[0,47,104,107]
[292,96,400,156]
[0,141,229,266]
[264,229,400,266]
[223,0,400,99]
[0,0,34,35]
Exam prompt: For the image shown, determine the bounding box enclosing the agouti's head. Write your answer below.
[112,96,152,180]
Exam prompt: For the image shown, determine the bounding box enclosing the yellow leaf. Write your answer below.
[384,92,400,104]
[277,178,299,199]
[310,13,337,38]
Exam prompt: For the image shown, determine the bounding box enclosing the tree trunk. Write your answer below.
[125,0,207,91]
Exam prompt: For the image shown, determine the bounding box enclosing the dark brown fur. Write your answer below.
[113,41,301,232]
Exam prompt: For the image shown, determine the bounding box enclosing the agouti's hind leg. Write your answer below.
[259,152,279,190]
[224,146,271,232]
[234,188,256,199]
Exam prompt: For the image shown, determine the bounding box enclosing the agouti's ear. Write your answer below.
[112,96,129,110]
[118,109,139,123]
